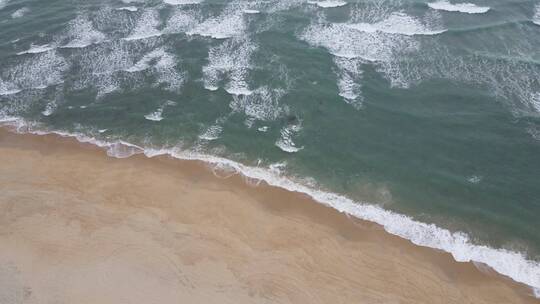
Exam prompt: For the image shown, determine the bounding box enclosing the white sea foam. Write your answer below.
[3,51,68,91]
[334,57,364,109]
[124,10,162,41]
[300,15,420,100]
[188,5,247,39]
[17,44,54,55]
[346,12,446,36]
[275,123,303,153]
[154,52,185,92]
[121,45,184,92]
[229,87,287,121]
[530,92,540,113]
[144,109,164,121]
[126,48,169,72]
[427,1,490,14]
[467,175,482,184]
[534,4,540,26]
[144,100,176,121]
[0,78,20,96]
[11,7,29,18]
[116,6,138,12]
[302,9,445,60]
[75,42,133,75]
[72,41,136,97]
[307,0,347,8]
[61,15,106,48]
[199,125,223,141]
[0,89,21,96]
[301,21,418,61]
[526,124,540,141]
[198,115,230,141]
[243,9,260,14]
[226,87,253,96]
[1,116,540,295]
[374,41,540,112]
[164,9,201,34]
[254,0,304,13]
[203,38,256,95]
[163,0,203,5]
[41,102,56,116]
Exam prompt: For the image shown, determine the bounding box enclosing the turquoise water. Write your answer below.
[1,0,540,291]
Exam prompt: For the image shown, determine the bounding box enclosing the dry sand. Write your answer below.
[0,128,538,304]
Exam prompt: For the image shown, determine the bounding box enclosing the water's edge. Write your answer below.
[1,116,539,298]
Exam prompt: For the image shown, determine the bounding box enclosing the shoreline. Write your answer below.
[2,117,540,293]
[0,126,539,303]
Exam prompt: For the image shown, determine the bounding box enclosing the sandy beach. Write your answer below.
[0,128,537,304]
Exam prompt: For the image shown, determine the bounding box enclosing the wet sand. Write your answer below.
[0,128,538,304]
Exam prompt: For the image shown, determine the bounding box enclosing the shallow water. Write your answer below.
[1,0,539,291]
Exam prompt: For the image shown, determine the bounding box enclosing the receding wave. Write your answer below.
[1,115,539,296]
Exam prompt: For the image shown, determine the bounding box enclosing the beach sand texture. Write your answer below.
[0,129,538,304]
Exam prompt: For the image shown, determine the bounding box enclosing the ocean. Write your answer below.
[1,0,539,294]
